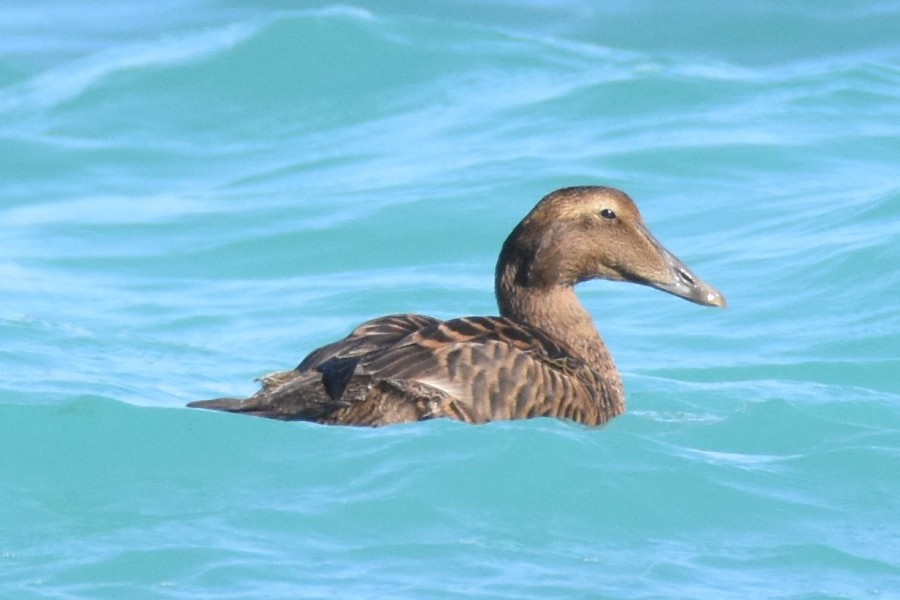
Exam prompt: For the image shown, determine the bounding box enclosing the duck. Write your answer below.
[188,186,725,426]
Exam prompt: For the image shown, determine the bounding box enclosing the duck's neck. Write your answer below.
[495,261,617,380]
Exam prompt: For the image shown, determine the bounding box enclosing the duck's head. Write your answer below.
[498,186,726,308]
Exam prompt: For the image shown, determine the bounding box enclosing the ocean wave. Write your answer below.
[0,22,262,112]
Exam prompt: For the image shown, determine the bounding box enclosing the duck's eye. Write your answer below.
[599,208,617,220]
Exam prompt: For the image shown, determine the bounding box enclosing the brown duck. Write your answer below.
[188,186,725,426]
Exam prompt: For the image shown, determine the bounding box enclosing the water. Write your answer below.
[2,1,899,598]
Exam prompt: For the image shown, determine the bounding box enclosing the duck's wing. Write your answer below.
[352,316,618,425]
[296,313,441,370]
[250,313,441,390]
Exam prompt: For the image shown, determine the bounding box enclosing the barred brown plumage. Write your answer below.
[189,186,726,426]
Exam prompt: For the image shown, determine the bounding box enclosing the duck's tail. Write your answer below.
[186,397,247,413]
[186,368,338,421]
[187,395,303,420]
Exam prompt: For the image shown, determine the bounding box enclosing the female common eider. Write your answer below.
[189,186,725,426]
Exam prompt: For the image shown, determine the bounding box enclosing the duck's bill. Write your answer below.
[651,246,727,308]
[630,223,726,308]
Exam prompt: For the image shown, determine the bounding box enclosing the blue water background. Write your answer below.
[2,1,899,598]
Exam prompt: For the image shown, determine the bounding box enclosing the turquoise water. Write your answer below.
[2,1,899,597]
